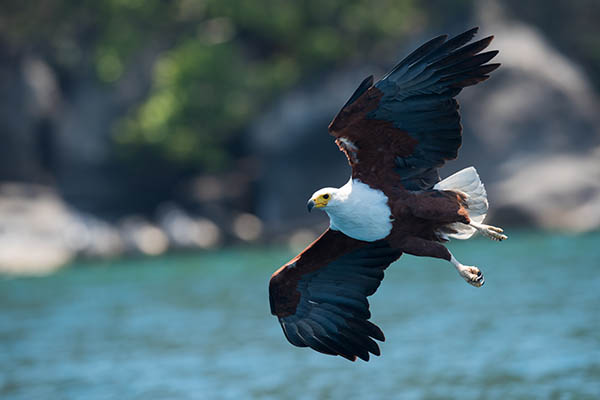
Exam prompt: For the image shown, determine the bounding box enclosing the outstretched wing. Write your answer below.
[269,229,402,361]
[329,27,499,192]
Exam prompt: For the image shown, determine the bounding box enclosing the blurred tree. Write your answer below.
[3,0,597,217]
[3,0,455,214]
[113,0,427,173]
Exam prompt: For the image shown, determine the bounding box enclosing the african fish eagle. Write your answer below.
[269,27,507,362]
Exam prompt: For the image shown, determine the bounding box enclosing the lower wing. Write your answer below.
[269,229,402,361]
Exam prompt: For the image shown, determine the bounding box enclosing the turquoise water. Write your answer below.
[1,232,599,399]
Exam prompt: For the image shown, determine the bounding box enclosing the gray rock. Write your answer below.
[0,183,122,275]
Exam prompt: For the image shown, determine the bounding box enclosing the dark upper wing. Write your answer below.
[269,229,402,362]
[329,27,499,192]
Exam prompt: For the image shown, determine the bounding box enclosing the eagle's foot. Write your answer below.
[458,265,485,287]
[472,222,507,241]
[450,253,484,287]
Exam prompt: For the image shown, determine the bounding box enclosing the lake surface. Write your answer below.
[1,232,599,399]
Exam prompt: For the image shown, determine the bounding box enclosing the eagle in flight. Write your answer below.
[269,27,507,362]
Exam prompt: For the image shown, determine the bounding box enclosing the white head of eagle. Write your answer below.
[307,179,393,242]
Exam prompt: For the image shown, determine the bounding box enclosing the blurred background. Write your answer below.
[1,0,599,273]
[1,1,599,399]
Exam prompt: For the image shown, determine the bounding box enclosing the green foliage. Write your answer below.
[111,0,425,172]
[1,0,477,173]
[3,0,598,176]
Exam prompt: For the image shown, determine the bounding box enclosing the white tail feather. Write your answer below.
[434,166,488,240]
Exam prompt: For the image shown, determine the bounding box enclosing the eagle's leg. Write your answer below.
[394,236,484,287]
[469,221,508,241]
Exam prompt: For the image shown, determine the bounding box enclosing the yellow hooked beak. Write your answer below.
[307,196,328,212]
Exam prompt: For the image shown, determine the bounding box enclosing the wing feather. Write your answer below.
[328,27,499,193]
[269,229,402,361]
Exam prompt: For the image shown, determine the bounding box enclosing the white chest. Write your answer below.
[326,179,393,242]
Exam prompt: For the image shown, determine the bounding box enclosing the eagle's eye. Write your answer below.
[323,194,330,199]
